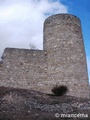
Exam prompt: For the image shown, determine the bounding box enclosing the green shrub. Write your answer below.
[51,85,68,96]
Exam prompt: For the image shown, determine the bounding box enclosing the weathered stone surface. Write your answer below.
[0,48,47,92]
[0,14,89,98]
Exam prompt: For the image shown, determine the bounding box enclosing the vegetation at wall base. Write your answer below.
[51,85,68,96]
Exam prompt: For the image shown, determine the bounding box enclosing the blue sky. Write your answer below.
[0,0,90,83]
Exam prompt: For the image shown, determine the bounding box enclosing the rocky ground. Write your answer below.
[0,86,90,120]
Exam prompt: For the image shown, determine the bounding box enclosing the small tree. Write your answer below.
[29,43,37,50]
[51,85,68,96]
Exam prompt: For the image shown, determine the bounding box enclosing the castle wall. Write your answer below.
[0,14,89,98]
[44,14,89,98]
[0,48,47,91]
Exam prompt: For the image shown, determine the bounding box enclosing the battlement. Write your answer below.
[0,14,89,98]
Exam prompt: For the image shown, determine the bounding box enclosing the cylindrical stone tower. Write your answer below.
[44,14,89,98]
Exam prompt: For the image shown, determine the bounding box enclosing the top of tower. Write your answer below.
[44,13,81,27]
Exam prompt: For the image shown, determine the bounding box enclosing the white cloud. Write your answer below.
[0,0,68,58]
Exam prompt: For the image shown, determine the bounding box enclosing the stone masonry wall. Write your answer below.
[44,14,89,98]
[0,14,89,98]
[0,48,47,91]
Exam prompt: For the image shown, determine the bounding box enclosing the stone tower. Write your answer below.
[44,14,89,98]
[0,14,89,98]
